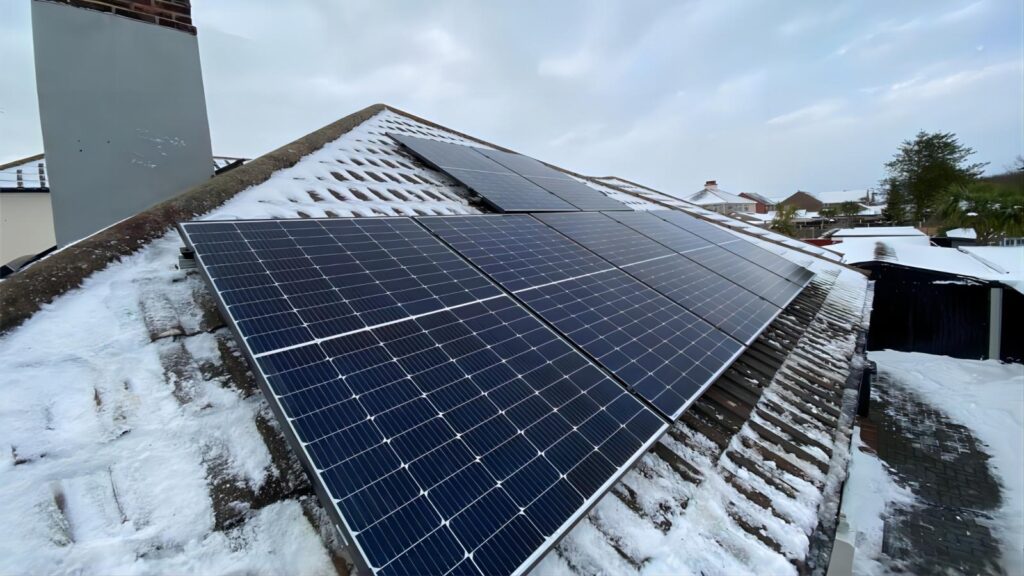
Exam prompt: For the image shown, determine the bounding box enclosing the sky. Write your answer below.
[1,0,1021,198]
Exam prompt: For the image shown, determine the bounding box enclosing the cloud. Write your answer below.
[882,60,1022,102]
[766,100,845,126]
[538,48,596,79]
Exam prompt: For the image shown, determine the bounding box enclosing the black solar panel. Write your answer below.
[420,215,743,419]
[624,256,780,344]
[536,212,781,344]
[446,168,576,212]
[651,210,746,246]
[475,149,629,211]
[179,218,668,576]
[516,270,743,418]
[420,215,613,292]
[652,210,814,286]
[390,134,577,213]
[604,211,714,254]
[685,245,800,307]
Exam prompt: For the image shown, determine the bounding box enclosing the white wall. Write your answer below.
[0,192,56,264]
[32,1,213,246]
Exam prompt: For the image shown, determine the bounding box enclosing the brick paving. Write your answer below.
[859,372,1004,575]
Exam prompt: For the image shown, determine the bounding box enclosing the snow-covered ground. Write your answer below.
[869,351,1024,575]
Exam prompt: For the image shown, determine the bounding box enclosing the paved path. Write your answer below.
[859,372,1004,575]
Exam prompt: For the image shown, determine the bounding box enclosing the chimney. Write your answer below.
[32,0,213,246]
[705,180,718,190]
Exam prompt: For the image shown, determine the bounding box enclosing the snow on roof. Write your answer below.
[813,189,871,205]
[0,106,871,574]
[833,238,1023,292]
[945,227,978,239]
[683,186,752,206]
[739,191,775,205]
[831,226,926,238]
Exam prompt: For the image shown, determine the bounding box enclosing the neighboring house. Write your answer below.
[778,190,822,212]
[738,191,775,214]
[827,226,928,240]
[0,153,245,272]
[681,180,756,215]
[1,103,873,575]
[828,238,1023,362]
[815,188,876,208]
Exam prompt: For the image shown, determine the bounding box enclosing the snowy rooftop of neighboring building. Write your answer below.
[830,226,926,238]
[814,189,872,204]
[683,183,751,206]
[945,227,978,240]
[1,105,871,575]
[829,237,1023,294]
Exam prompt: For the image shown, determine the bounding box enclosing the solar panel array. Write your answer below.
[419,215,743,419]
[181,202,815,575]
[180,218,667,576]
[535,212,781,344]
[391,133,628,213]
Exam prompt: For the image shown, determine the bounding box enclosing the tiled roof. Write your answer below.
[0,105,871,575]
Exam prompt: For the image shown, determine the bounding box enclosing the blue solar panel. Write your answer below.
[179,218,668,576]
[390,134,577,213]
[604,211,715,254]
[536,212,782,344]
[649,210,746,246]
[419,215,743,419]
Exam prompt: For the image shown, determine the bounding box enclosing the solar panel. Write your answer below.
[420,215,743,419]
[651,210,814,285]
[475,149,630,211]
[535,212,781,344]
[684,245,800,307]
[390,134,576,213]
[179,218,668,576]
[604,211,715,254]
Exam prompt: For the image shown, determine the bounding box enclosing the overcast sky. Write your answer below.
[1,0,1021,197]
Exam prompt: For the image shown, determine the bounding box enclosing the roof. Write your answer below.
[830,238,1023,293]
[830,226,926,238]
[0,104,872,575]
[683,185,752,206]
[739,191,776,205]
[945,227,978,240]
[0,153,247,191]
[813,189,871,205]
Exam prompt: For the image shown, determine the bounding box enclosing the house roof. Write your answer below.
[813,189,871,205]
[830,226,926,238]
[739,191,776,205]
[829,238,1023,294]
[683,185,752,206]
[0,105,871,575]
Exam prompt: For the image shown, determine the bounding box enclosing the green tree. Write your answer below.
[881,177,909,223]
[935,182,1024,245]
[771,203,798,237]
[884,131,987,223]
[819,207,838,219]
[838,201,862,217]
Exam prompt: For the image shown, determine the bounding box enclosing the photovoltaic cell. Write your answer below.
[536,212,781,344]
[651,209,747,246]
[419,215,743,419]
[604,211,715,254]
[390,134,576,213]
[179,218,668,576]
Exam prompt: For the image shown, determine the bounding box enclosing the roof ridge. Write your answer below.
[0,153,45,172]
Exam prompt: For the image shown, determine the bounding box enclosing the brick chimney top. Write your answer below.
[705,180,718,190]
[44,0,196,35]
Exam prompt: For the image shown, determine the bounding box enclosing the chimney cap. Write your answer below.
[704,180,718,188]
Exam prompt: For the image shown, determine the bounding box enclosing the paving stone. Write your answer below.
[861,373,1005,575]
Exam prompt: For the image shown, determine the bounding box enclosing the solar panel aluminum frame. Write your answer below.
[176,218,670,576]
